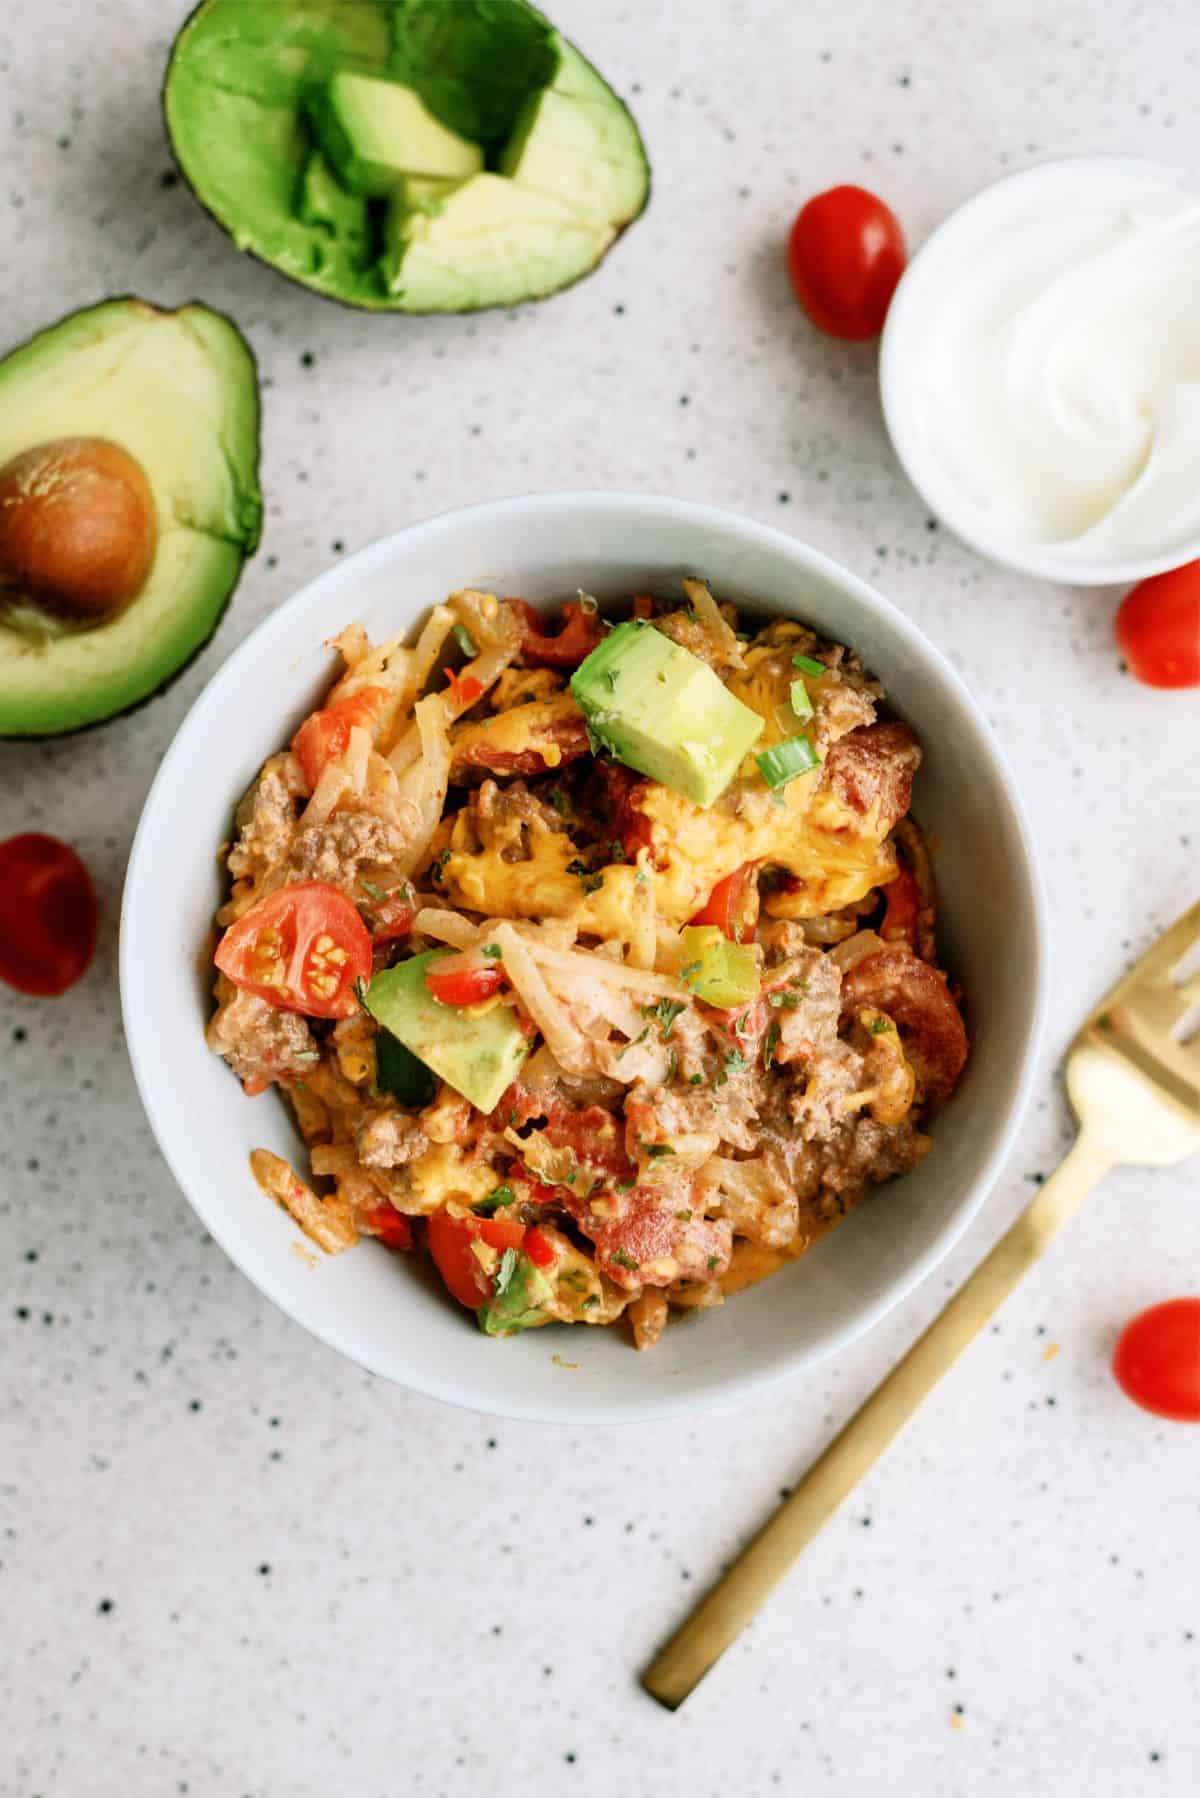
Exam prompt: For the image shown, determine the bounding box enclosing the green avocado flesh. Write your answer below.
[365,951,530,1114]
[571,622,765,809]
[477,1256,553,1337]
[164,0,650,312]
[0,299,261,736]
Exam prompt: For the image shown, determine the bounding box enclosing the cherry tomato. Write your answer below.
[1115,564,1200,688]
[425,962,505,1006]
[426,1209,526,1308]
[689,861,759,943]
[1112,1298,1200,1422]
[0,832,97,996]
[508,598,603,667]
[214,881,372,1018]
[361,1203,414,1252]
[291,685,389,791]
[787,185,907,341]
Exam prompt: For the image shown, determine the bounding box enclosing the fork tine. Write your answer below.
[1127,899,1200,985]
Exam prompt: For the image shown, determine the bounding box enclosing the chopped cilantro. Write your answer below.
[547,787,566,814]
[870,1016,893,1035]
[707,1255,720,1271]
[352,975,370,1014]
[480,943,502,959]
[358,878,388,901]
[292,1049,320,1063]
[582,873,605,895]
[645,1143,675,1158]
[474,1186,514,1215]
[769,991,801,1010]
[675,1209,693,1222]
[722,1048,750,1080]
[452,623,478,658]
[611,1249,639,1271]
[643,997,687,1041]
[565,858,588,876]
[689,1073,704,1085]
[582,1294,600,1309]
[616,1178,636,1191]
[493,1247,519,1297]
[763,1020,781,1071]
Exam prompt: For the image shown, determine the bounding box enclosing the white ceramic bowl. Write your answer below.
[121,492,1047,1423]
[880,155,1198,585]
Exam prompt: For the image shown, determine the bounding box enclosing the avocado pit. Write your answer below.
[0,436,158,623]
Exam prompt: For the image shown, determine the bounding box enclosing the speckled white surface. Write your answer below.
[2,2,1198,1792]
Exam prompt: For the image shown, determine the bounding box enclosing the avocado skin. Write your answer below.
[0,296,261,739]
[163,0,651,315]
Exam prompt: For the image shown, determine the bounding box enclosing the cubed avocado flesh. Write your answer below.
[164,0,649,314]
[365,951,530,1114]
[571,622,764,809]
[477,1256,554,1337]
[308,69,483,196]
[0,299,261,737]
[499,42,647,228]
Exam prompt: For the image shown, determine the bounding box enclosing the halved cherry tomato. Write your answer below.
[362,1203,414,1252]
[523,1226,556,1268]
[426,1208,526,1308]
[1115,564,1200,688]
[425,962,505,1006]
[787,185,906,341]
[214,881,372,1018]
[291,685,389,791]
[508,598,603,667]
[0,833,97,997]
[689,861,759,943]
[880,865,920,948]
[1112,1298,1200,1422]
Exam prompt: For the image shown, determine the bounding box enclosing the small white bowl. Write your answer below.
[121,492,1047,1423]
[881,155,1199,585]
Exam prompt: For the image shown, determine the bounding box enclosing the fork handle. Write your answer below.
[642,1130,1114,1710]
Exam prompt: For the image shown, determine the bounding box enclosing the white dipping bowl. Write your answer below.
[880,155,1200,585]
[121,492,1046,1423]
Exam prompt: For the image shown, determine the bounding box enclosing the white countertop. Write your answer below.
[3,1,1198,1791]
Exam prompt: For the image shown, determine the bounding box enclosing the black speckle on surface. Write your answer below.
[565,1752,577,1765]
[898,73,912,87]
[41,1312,53,1326]
[926,517,938,531]
[15,1307,30,1321]
[954,1703,965,1716]
[13,1027,27,1043]
[679,395,690,407]
[777,491,790,504]
[257,1563,271,1577]
[57,134,71,149]
[97,1598,114,1615]
[269,1416,280,1427]
[860,1516,872,1528]
[161,170,179,189]
[266,555,278,569]
[583,1516,594,1527]
[188,1399,202,1412]
[1149,1751,1163,1763]
[543,1664,553,1676]
[778,1486,792,1500]
[946,1667,956,1679]
[491,1624,502,1636]
[486,1437,497,1449]
[300,351,315,369]
[613,303,625,315]
[681,1569,691,1581]
[24,1249,37,1262]
[331,540,345,554]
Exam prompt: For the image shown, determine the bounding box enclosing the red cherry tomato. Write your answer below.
[214,881,372,1018]
[425,962,505,1006]
[426,1209,526,1308]
[365,884,416,943]
[523,1226,556,1268]
[689,861,760,943]
[787,185,907,341]
[361,1203,414,1252]
[291,685,389,791]
[0,833,97,996]
[508,598,604,667]
[1112,1298,1200,1422]
[1115,564,1200,688]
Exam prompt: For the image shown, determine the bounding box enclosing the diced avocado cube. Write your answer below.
[380,172,613,310]
[308,70,483,197]
[499,44,647,229]
[477,1256,554,1337]
[570,621,764,808]
[679,926,761,1009]
[364,951,529,1114]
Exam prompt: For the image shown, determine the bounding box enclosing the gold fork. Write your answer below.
[643,897,1200,1710]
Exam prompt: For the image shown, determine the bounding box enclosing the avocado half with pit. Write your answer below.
[163,0,649,312]
[0,299,261,736]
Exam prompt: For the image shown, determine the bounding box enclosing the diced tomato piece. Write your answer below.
[291,685,389,792]
[508,598,604,668]
[214,881,372,1019]
[426,1209,526,1309]
[523,1226,556,1268]
[445,669,485,709]
[366,885,416,943]
[362,1204,414,1251]
[688,861,760,943]
[880,865,919,948]
[425,963,505,1006]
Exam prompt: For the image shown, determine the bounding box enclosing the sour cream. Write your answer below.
[881,159,1200,580]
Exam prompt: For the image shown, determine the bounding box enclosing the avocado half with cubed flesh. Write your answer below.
[0,298,260,736]
[163,0,649,313]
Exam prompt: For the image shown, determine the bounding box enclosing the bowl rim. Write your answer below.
[120,489,1049,1423]
[879,152,1200,587]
